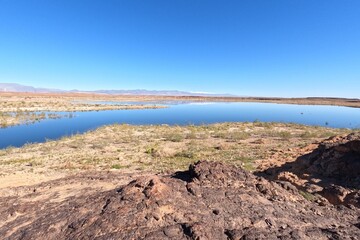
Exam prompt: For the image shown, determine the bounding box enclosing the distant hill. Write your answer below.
[0,83,63,93]
[89,89,235,97]
[0,83,235,97]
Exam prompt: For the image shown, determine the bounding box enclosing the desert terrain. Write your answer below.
[1,0,359,237]
[1,93,360,239]
[2,92,360,108]
[1,118,360,238]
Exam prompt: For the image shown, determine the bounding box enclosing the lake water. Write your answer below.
[1,102,360,149]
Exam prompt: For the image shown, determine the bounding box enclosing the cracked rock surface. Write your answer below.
[259,132,360,208]
[1,160,360,239]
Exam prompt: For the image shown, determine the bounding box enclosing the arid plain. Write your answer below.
[1,92,360,239]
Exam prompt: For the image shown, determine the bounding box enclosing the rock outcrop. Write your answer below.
[301,132,360,179]
[259,132,360,208]
[1,161,360,239]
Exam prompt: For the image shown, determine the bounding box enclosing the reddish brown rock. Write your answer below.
[303,132,360,179]
[1,161,360,239]
[258,132,360,208]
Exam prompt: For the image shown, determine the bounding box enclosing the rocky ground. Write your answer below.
[1,132,360,239]
[0,161,359,239]
[257,132,360,208]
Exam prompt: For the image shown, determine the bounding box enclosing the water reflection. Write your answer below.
[0,102,359,149]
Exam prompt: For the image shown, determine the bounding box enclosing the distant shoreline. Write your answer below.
[1,91,360,108]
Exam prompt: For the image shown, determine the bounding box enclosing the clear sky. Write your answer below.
[0,0,359,97]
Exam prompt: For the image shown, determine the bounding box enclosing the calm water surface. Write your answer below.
[1,102,360,149]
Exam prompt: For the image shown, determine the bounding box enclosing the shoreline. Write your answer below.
[0,105,166,128]
[0,121,352,189]
[1,92,359,128]
[1,92,360,108]
[0,92,167,128]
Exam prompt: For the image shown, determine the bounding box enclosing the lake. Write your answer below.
[1,102,360,149]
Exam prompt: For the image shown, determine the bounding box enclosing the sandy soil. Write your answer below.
[0,122,351,190]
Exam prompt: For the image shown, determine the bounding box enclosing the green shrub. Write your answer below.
[165,133,184,142]
[174,150,194,159]
[145,147,159,157]
[299,190,316,201]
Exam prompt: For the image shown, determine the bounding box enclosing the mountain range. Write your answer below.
[0,83,235,97]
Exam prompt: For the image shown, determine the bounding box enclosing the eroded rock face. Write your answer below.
[1,161,360,239]
[258,132,360,208]
[291,133,360,207]
[303,132,360,179]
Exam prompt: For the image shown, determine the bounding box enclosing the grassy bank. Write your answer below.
[0,112,75,128]
[0,122,352,188]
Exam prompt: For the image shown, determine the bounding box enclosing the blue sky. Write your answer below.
[0,0,359,97]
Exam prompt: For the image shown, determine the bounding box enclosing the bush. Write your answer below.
[165,133,184,142]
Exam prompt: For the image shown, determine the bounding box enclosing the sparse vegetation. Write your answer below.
[111,164,127,169]
[145,146,159,157]
[278,131,292,139]
[0,121,352,185]
[0,93,166,128]
[299,190,317,201]
[164,133,184,142]
[174,149,195,159]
